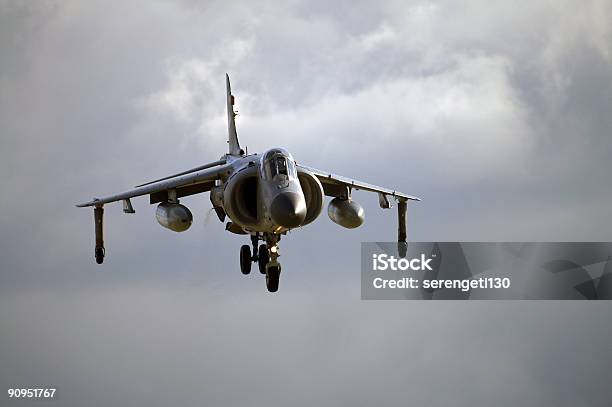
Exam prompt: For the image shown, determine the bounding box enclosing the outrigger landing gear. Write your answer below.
[94,205,105,264]
[238,232,282,292]
[397,199,408,258]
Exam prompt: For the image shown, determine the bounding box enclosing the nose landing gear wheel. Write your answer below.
[265,264,281,292]
[240,245,251,274]
[258,244,269,274]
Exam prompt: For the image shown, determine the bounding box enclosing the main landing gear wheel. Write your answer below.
[265,263,281,292]
[258,244,269,274]
[240,245,251,275]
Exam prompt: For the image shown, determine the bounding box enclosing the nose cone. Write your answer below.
[270,192,307,228]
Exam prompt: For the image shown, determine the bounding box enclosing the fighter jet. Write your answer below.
[77,75,420,292]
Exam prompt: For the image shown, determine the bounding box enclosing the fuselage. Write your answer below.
[216,148,307,234]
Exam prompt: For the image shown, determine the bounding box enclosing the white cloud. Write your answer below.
[356,22,397,51]
[240,54,532,180]
[144,58,214,121]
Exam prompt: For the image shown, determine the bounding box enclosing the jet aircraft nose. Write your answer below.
[270,192,307,228]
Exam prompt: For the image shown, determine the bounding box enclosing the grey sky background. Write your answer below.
[1,0,611,406]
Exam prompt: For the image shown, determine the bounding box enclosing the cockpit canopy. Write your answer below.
[261,148,297,181]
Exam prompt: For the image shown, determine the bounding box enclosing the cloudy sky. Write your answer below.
[1,0,611,405]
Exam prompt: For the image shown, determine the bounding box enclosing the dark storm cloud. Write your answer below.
[1,0,612,406]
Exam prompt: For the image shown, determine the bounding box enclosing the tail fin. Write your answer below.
[226,74,243,156]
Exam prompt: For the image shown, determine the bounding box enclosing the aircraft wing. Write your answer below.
[76,162,231,208]
[297,164,420,203]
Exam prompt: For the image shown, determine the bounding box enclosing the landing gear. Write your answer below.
[93,205,105,264]
[240,245,251,274]
[263,234,281,292]
[265,263,281,292]
[95,247,105,264]
[397,199,408,258]
[238,233,283,292]
[258,244,269,274]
